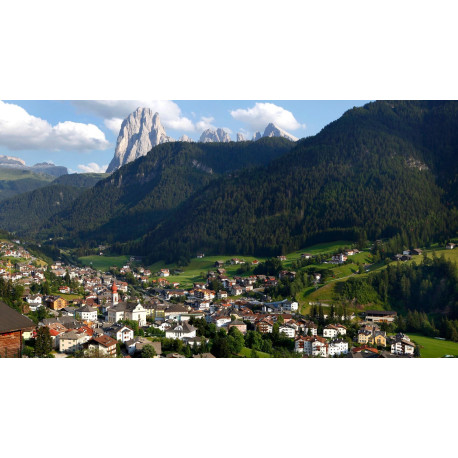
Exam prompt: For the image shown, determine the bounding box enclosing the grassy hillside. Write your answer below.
[409,333,458,358]
[0,167,54,200]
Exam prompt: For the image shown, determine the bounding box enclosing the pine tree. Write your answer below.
[35,327,52,357]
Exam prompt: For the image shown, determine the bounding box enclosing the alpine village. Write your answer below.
[0,100,457,359]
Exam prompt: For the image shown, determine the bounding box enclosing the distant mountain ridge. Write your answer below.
[0,155,68,177]
[105,108,300,172]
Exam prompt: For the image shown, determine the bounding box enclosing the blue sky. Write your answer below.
[0,100,371,173]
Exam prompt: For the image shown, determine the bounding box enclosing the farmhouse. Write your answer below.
[0,301,35,358]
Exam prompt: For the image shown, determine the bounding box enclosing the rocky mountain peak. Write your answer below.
[199,128,231,143]
[236,133,246,142]
[107,108,174,173]
[262,123,298,142]
[179,135,193,142]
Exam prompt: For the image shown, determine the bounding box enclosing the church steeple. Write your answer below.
[112,281,119,305]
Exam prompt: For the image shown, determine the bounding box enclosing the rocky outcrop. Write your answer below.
[179,135,193,142]
[262,123,298,142]
[31,162,68,177]
[253,131,262,141]
[236,133,246,142]
[199,128,231,143]
[0,155,68,177]
[0,155,26,167]
[107,108,174,173]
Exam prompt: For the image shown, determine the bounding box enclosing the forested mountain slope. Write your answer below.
[126,101,458,263]
[40,137,294,244]
[0,184,84,233]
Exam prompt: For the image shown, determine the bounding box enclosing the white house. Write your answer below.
[391,338,415,356]
[26,294,42,306]
[295,336,328,357]
[165,321,197,340]
[323,324,339,339]
[331,253,347,264]
[106,324,135,343]
[75,305,98,322]
[279,325,296,338]
[214,316,232,328]
[328,338,349,356]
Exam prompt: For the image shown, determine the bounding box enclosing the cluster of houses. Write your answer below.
[0,241,423,358]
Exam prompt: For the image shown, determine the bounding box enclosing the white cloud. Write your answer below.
[73,100,195,132]
[195,116,215,132]
[77,162,108,173]
[0,101,110,151]
[230,102,305,132]
[104,117,123,135]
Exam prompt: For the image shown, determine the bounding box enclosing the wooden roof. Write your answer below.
[0,301,35,333]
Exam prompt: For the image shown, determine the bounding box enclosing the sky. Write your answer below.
[0,100,372,173]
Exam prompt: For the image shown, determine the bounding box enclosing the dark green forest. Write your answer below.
[31,137,293,245]
[128,101,458,263]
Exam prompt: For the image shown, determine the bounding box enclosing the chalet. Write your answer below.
[214,261,225,268]
[87,335,117,357]
[301,253,312,259]
[197,253,205,258]
[446,242,456,250]
[105,324,134,343]
[159,269,170,277]
[217,290,228,300]
[331,253,347,264]
[411,248,422,256]
[44,296,68,311]
[256,318,274,334]
[391,336,415,356]
[0,301,35,358]
[231,285,243,296]
[277,255,287,261]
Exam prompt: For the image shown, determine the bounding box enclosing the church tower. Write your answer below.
[112,281,119,305]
